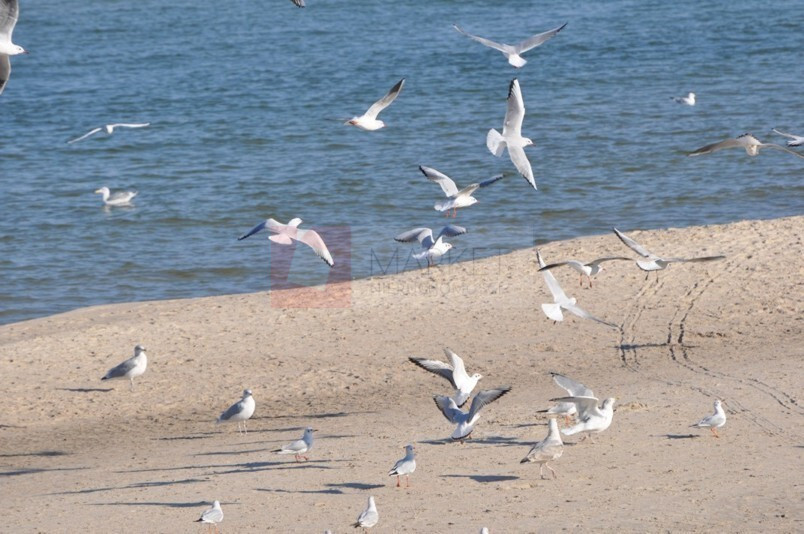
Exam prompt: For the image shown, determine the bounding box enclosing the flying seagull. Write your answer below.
[691,399,726,438]
[520,417,563,479]
[487,78,536,189]
[671,92,695,106]
[538,372,594,424]
[388,444,416,488]
[239,218,334,267]
[0,0,27,96]
[453,23,567,68]
[101,345,148,391]
[551,395,616,442]
[433,386,511,442]
[67,123,150,144]
[688,133,804,159]
[216,389,255,434]
[353,496,379,529]
[394,224,466,267]
[345,78,405,131]
[419,165,503,217]
[290,0,305,7]
[771,128,804,147]
[612,227,725,274]
[94,186,137,207]
[274,427,315,461]
[194,500,223,533]
[408,348,482,407]
[538,256,631,288]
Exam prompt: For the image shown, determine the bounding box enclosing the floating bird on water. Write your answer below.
[101,345,148,391]
[671,92,695,105]
[453,23,567,68]
[691,399,726,438]
[409,348,482,407]
[419,165,503,217]
[94,186,137,207]
[216,389,255,434]
[688,133,804,159]
[0,0,27,96]
[345,78,405,131]
[239,218,334,267]
[433,386,511,442]
[487,78,536,189]
[67,123,150,144]
[388,444,416,488]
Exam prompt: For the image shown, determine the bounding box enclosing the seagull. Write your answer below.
[101,345,147,391]
[487,78,536,189]
[537,372,594,424]
[771,128,804,147]
[388,444,416,488]
[238,218,334,267]
[394,225,467,267]
[345,78,405,131]
[453,23,567,68]
[536,250,618,328]
[538,256,632,288]
[67,123,150,144]
[433,386,512,442]
[274,427,314,461]
[290,0,305,7]
[353,496,379,530]
[194,500,223,534]
[671,92,695,105]
[0,0,26,96]
[688,133,804,159]
[551,395,616,442]
[691,399,726,438]
[408,348,482,408]
[520,417,563,479]
[612,227,725,274]
[216,389,255,434]
[419,165,503,217]
[94,187,137,207]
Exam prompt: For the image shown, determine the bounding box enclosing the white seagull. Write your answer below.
[771,128,804,147]
[67,123,150,144]
[551,395,616,442]
[290,0,305,7]
[94,186,137,207]
[353,496,379,529]
[688,133,804,159]
[433,386,511,442]
[408,348,483,408]
[538,372,594,424]
[691,399,726,438]
[388,444,416,488]
[671,92,696,106]
[101,345,148,391]
[239,218,334,267]
[345,78,405,131]
[394,224,467,267]
[453,23,567,68]
[0,0,26,96]
[536,250,618,328]
[274,427,314,461]
[194,500,223,533]
[520,417,563,479]
[538,256,632,288]
[613,227,725,273]
[487,78,536,189]
[419,165,503,217]
[216,389,255,434]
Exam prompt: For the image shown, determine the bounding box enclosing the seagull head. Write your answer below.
[524,137,534,147]
[134,345,146,354]
[94,187,109,195]
[471,373,483,382]
[243,389,252,397]
[11,45,27,55]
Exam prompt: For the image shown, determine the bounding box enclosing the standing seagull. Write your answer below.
[487,78,536,189]
[771,128,804,147]
[671,92,696,105]
[688,133,804,159]
[216,389,256,434]
[551,395,616,442]
[408,348,482,408]
[94,186,137,207]
[420,165,503,217]
[453,23,567,68]
[67,123,150,144]
[538,372,594,424]
[612,227,725,274]
[691,399,726,438]
[274,427,315,462]
[394,225,467,267]
[345,78,405,131]
[194,500,223,534]
[101,345,148,391]
[239,218,334,267]
[0,0,27,96]
[388,444,416,488]
[433,386,512,442]
[520,417,564,479]
[353,496,379,530]
[538,256,631,288]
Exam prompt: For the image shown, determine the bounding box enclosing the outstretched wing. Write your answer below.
[67,127,103,144]
[549,395,602,419]
[420,165,459,197]
[408,357,456,389]
[758,143,804,159]
[503,78,526,138]
[478,173,504,188]
[453,24,508,53]
[433,395,462,423]
[395,227,434,249]
[436,225,467,241]
[663,255,726,264]
[586,256,633,267]
[551,372,594,398]
[687,138,743,156]
[515,22,568,53]
[290,0,305,7]
[466,386,512,421]
[537,250,570,303]
[508,145,536,189]
[364,78,405,120]
[612,227,654,258]
[562,302,619,329]
[295,227,335,267]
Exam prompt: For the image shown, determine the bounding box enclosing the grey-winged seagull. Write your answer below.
[216,389,255,434]
[67,123,150,144]
[419,165,503,217]
[94,186,137,207]
[239,218,334,267]
[0,0,27,96]
[538,372,594,424]
[688,133,804,159]
[274,427,314,461]
[520,417,563,479]
[409,348,482,408]
[538,256,631,288]
[101,345,148,391]
[613,227,725,274]
[345,78,404,131]
[671,92,696,105]
[551,395,616,443]
[453,23,567,68]
[433,386,511,442]
[691,399,726,438]
[394,224,466,267]
[487,78,536,189]
[771,128,804,147]
[388,444,416,488]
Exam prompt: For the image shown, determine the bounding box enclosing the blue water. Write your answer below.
[1,0,802,324]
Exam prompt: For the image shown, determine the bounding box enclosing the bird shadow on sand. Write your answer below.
[57,387,114,393]
[419,435,530,447]
[260,411,377,421]
[153,432,218,442]
[1,466,88,478]
[326,482,384,491]
[255,487,344,495]
[662,434,701,440]
[441,474,520,483]
[0,450,71,458]
[45,477,206,496]
[90,501,209,509]
[193,448,272,457]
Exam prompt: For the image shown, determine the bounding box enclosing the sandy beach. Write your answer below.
[1,217,802,533]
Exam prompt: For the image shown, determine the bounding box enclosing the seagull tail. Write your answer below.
[519,457,530,464]
[486,129,506,157]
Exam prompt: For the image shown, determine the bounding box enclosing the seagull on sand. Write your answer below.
[94,186,137,207]
[239,218,334,267]
[345,78,405,131]
[538,256,632,288]
[434,386,512,442]
[612,227,725,275]
[688,133,804,159]
[101,345,147,391]
[353,496,379,529]
[394,224,466,267]
[216,389,255,434]
[419,165,503,217]
[67,123,150,144]
[536,250,618,328]
[453,23,567,68]
[274,427,314,461]
[551,395,616,442]
[537,372,594,424]
[692,399,726,438]
[388,444,416,488]
[194,500,223,533]
[487,78,536,189]
[409,348,482,408]
[671,92,696,106]
[0,0,27,96]
[771,128,804,147]
[520,417,564,479]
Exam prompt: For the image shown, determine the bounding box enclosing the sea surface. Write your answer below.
[1,0,802,324]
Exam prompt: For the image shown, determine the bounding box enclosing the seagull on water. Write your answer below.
[771,128,804,147]
[613,227,725,275]
[0,0,27,96]
[67,123,150,144]
[420,165,503,217]
[388,444,416,488]
[433,386,511,442]
[408,348,482,408]
[536,250,618,328]
[520,417,563,479]
[688,133,804,159]
[216,389,255,434]
[537,372,594,424]
[691,399,726,438]
[239,218,334,267]
[101,345,147,391]
[345,78,405,131]
[671,92,695,106]
[487,78,536,189]
[453,23,567,68]
[94,186,137,207]
[194,500,223,533]
[394,224,466,267]
[551,395,616,442]
[274,427,314,461]
[538,256,632,288]
[353,496,379,529]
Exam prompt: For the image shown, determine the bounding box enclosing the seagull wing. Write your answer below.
[687,138,744,156]
[420,165,459,197]
[444,348,471,389]
[612,227,654,258]
[586,256,633,267]
[433,395,462,423]
[218,399,247,421]
[663,255,726,264]
[408,357,456,389]
[562,302,619,329]
[67,127,103,144]
[550,395,602,419]
[103,357,137,379]
[290,0,305,7]
[771,128,796,140]
[758,143,804,159]
[503,78,526,138]
[538,260,577,272]
[364,78,405,120]
[110,123,150,129]
[478,173,504,188]
[538,256,570,303]
[436,224,467,241]
[294,227,335,267]
[551,372,594,398]
[238,220,267,240]
[0,0,19,39]
[508,146,536,189]
[466,386,512,421]
[453,24,509,53]
[0,55,10,95]
[514,22,568,53]
[395,227,434,249]
[200,506,223,523]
